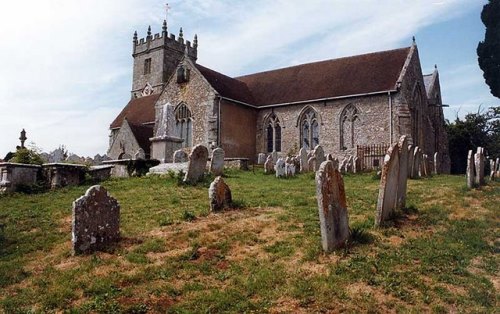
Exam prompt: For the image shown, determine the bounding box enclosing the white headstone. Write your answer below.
[375,143,400,227]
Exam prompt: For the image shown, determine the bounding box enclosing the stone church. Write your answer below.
[108,20,450,173]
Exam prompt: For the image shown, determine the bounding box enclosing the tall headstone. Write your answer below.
[308,156,316,173]
[489,159,496,181]
[407,145,415,179]
[184,145,209,184]
[72,185,120,255]
[271,151,278,164]
[275,158,286,178]
[299,148,309,173]
[474,147,485,186]
[375,143,400,227]
[208,176,232,212]
[396,136,409,211]
[433,152,439,175]
[314,145,325,171]
[315,160,349,252]
[353,156,360,173]
[466,150,475,189]
[413,147,421,179]
[257,153,266,165]
[264,155,274,174]
[210,148,225,176]
[173,149,188,163]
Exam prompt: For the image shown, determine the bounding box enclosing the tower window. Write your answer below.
[144,58,152,75]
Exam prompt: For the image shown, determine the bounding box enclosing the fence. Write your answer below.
[356,144,389,171]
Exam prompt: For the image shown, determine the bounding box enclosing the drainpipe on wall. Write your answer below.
[388,91,393,144]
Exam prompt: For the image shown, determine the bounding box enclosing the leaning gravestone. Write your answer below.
[257,153,266,165]
[375,143,400,227]
[315,160,349,252]
[210,148,225,176]
[173,149,188,163]
[264,156,274,174]
[396,136,409,211]
[72,185,120,255]
[466,150,475,189]
[275,158,286,178]
[314,145,325,171]
[184,145,209,184]
[208,176,232,211]
[299,148,309,173]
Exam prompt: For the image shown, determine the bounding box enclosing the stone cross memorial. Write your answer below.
[210,148,225,176]
[208,176,232,211]
[315,160,349,252]
[184,144,209,184]
[375,143,400,227]
[72,185,120,255]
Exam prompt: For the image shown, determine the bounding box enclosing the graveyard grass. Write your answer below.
[0,169,498,313]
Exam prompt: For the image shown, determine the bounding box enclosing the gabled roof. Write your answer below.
[195,64,255,104]
[235,47,411,106]
[110,93,160,129]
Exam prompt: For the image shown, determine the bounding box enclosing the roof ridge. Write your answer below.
[236,46,411,79]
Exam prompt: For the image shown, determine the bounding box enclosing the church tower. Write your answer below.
[131,21,198,98]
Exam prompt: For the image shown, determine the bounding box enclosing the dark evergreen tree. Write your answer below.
[477,0,500,99]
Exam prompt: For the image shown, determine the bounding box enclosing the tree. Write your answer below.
[10,144,44,165]
[446,106,500,174]
[477,0,500,99]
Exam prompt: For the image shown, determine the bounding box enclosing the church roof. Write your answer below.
[234,47,411,106]
[110,93,160,129]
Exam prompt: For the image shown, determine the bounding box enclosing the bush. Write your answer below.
[10,148,44,165]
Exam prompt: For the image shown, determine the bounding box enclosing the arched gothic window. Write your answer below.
[340,104,360,150]
[175,103,193,148]
[300,108,319,149]
[265,113,281,152]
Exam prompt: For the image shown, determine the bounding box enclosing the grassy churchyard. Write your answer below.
[0,169,498,313]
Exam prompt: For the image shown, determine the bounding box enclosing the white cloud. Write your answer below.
[0,0,492,157]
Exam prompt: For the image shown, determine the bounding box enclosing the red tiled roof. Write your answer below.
[235,47,411,106]
[195,64,256,104]
[110,94,160,129]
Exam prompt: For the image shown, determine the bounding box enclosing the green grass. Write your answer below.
[0,169,498,313]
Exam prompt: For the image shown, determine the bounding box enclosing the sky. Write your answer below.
[0,0,498,157]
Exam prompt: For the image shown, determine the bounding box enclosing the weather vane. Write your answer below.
[165,3,171,23]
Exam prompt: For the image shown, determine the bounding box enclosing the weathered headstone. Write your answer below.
[264,155,274,174]
[173,149,188,163]
[275,158,286,178]
[210,148,225,176]
[466,150,475,189]
[375,143,400,227]
[257,153,266,165]
[72,185,120,255]
[474,147,485,186]
[285,161,296,177]
[308,156,316,173]
[208,176,232,211]
[315,160,349,252]
[299,148,309,173]
[407,145,415,179]
[422,154,429,177]
[396,136,409,211]
[314,145,325,171]
[271,151,278,163]
[413,147,421,179]
[489,159,496,181]
[433,152,439,175]
[134,148,145,160]
[184,145,209,184]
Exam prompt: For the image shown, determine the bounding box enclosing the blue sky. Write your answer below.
[0,0,497,157]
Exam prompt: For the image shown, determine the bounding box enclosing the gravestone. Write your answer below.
[257,153,266,165]
[72,185,120,255]
[407,145,415,178]
[413,147,421,179]
[315,160,349,252]
[422,154,429,177]
[275,158,286,178]
[339,158,347,174]
[299,148,309,173]
[489,159,496,181]
[396,136,409,211]
[264,156,274,174]
[433,152,439,175]
[314,145,325,171]
[134,148,145,160]
[173,149,188,163]
[271,151,278,164]
[285,161,296,177]
[466,150,475,189]
[208,176,232,211]
[375,143,400,227]
[308,156,316,173]
[210,148,225,176]
[474,147,485,186]
[184,145,209,184]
